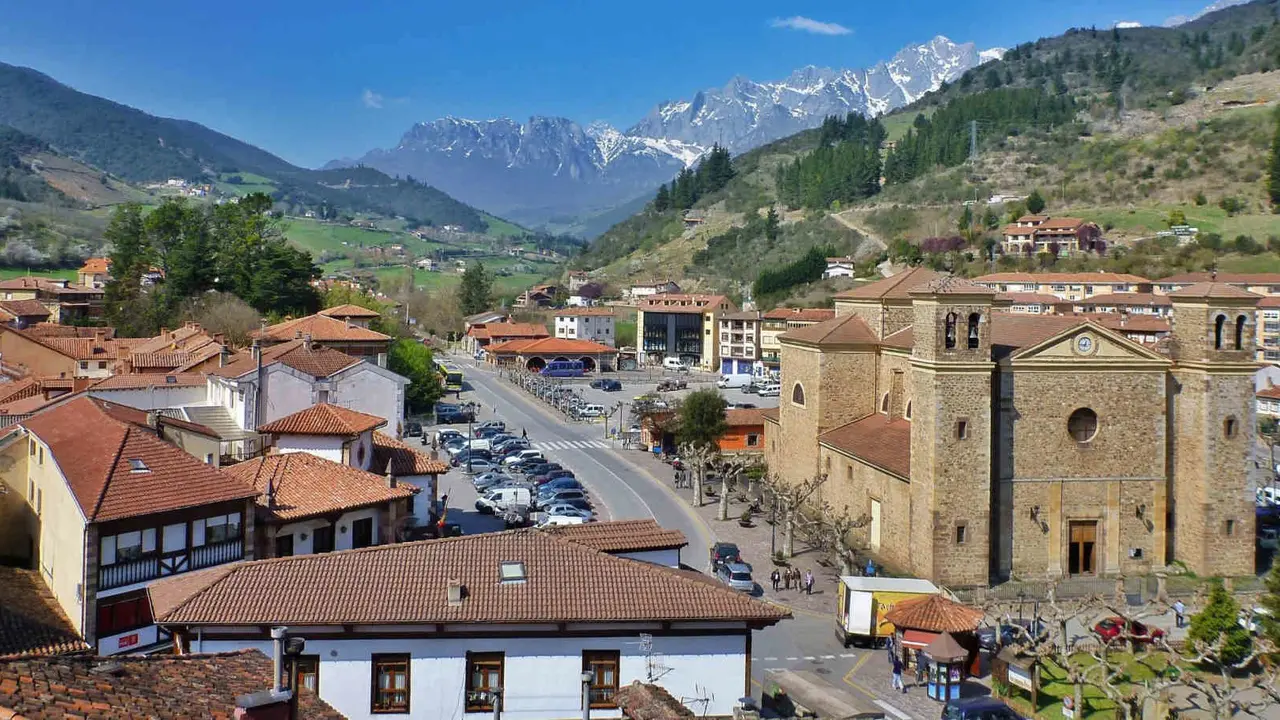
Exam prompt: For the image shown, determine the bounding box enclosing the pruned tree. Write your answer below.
[715,455,755,522]
[759,471,827,558]
[678,442,719,508]
[813,502,872,575]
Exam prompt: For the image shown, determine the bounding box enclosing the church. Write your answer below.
[762,268,1259,587]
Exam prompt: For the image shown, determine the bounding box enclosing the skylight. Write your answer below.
[498,561,526,583]
[128,458,150,473]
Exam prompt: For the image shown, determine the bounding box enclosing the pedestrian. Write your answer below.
[522,428,527,439]
[865,558,876,577]
[1173,599,1186,629]
[770,569,781,592]
[915,653,927,687]
[787,567,797,590]
[804,569,815,595]
[885,635,895,664]
[891,655,905,693]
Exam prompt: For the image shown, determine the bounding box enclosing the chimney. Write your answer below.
[385,459,397,488]
[145,410,159,430]
[220,345,232,368]
[294,330,303,340]
[447,580,465,606]
[233,689,293,720]
[93,329,106,343]
[302,333,312,348]
[251,339,262,364]
[265,476,276,509]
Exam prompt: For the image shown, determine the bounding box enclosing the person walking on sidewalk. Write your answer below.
[1173,599,1186,628]
[770,569,781,591]
[522,427,527,439]
[783,567,792,590]
[915,653,928,687]
[804,569,815,595]
[891,655,905,693]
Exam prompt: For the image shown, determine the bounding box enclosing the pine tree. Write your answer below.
[103,203,153,336]
[958,205,974,234]
[457,262,493,316]
[654,184,671,212]
[1267,109,1280,212]
[764,208,781,243]
[1189,580,1252,665]
[1026,188,1047,214]
[1261,559,1280,651]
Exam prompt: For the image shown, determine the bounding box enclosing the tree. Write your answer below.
[457,262,493,315]
[1189,580,1252,665]
[982,206,999,230]
[1026,188,1047,214]
[1268,109,1280,212]
[958,205,974,237]
[102,203,154,336]
[676,389,728,508]
[654,184,671,212]
[388,338,444,415]
[759,472,828,558]
[1168,209,1188,227]
[181,291,261,347]
[764,207,781,244]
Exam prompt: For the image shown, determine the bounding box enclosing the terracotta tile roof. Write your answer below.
[149,530,790,627]
[23,324,114,339]
[725,408,767,427]
[223,451,415,523]
[1001,224,1036,237]
[257,403,387,436]
[0,567,89,659]
[1078,292,1171,307]
[554,307,615,317]
[543,519,688,553]
[1257,386,1280,400]
[35,336,117,361]
[1035,217,1085,230]
[254,313,391,343]
[0,299,49,318]
[21,396,258,522]
[0,394,60,417]
[819,414,911,478]
[882,594,984,633]
[127,324,209,355]
[0,650,344,719]
[487,337,619,355]
[995,292,1063,304]
[974,272,1151,284]
[469,326,492,340]
[319,303,382,318]
[1166,282,1261,301]
[91,373,206,391]
[129,351,193,369]
[778,313,878,347]
[833,267,942,301]
[371,431,449,475]
[78,257,111,274]
[1257,296,1280,308]
[615,682,696,720]
[0,378,40,405]
[482,321,552,339]
[761,407,779,423]
[638,294,732,314]
[909,275,997,296]
[207,339,361,379]
[90,398,220,439]
[1016,215,1050,223]
[762,307,837,322]
[990,314,1088,360]
[720,311,761,321]
[1158,272,1280,285]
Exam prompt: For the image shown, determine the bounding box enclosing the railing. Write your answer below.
[98,539,243,590]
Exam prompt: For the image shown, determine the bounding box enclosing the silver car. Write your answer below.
[716,562,755,592]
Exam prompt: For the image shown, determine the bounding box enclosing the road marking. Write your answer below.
[821,655,836,660]
[840,653,856,658]
[874,700,914,720]
[785,657,798,661]
[763,657,777,661]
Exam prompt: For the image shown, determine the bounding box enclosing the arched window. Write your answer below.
[792,383,806,406]
[1235,315,1246,350]
[967,313,981,349]
[1214,315,1226,350]
[880,394,889,413]
[944,312,958,350]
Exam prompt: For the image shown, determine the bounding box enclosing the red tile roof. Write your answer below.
[319,303,382,318]
[0,567,89,659]
[0,299,50,318]
[820,414,912,479]
[833,267,941,301]
[995,292,1063,305]
[761,307,837,322]
[726,408,767,427]
[909,276,997,296]
[0,650,344,719]
[78,257,111,274]
[1166,282,1261,301]
[89,398,220,439]
[257,403,387,436]
[149,530,790,627]
[486,337,619,355]
[554,307,615,317]
[0,378,40,405]
[975,272,1150,284]
[1257,386,1280,400]
[542,519,688,552]
[24,324,115,339]
[208,339,361,379]
[37,336,118,360]
[371,431,450,475]
[1001,224,1036,237]
[1078,292,1172,307]
[778,313,878,347]
[91,373,206,391]
[638,294,732,314]
[990,314,1090,359]
[1035,217,1085,230]
[21,396,258,522]
[481,321,552,339]
[254,313,391,343]
[882,594,984,633]
[223,451,416,523]
[1016,215,1050,223]
[1158,272,1280,285]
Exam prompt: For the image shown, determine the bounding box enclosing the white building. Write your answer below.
[823,257,857,279]
[553,308,616,347]
[87,373,210,410]
[150,523,786,720]
[628,280,680,300]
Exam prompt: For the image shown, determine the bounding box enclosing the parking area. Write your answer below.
[510,371,779,426]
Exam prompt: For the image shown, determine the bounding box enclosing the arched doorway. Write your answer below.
[526,357,546,372]
[579,356,597,372]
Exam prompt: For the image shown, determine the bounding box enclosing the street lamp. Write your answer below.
[1017,590,1027,626]
[467,413,474,474]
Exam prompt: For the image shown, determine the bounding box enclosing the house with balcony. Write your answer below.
[998,216,1102,257]
[0,395,259,656]
[149,524,788,720]
[554,307,616,347]
[637,294,737,371]
[253,312,393,367]
[759,307,836,372]
[717,311,760,375]
[973,272,1153,302]
[0,276,105,324]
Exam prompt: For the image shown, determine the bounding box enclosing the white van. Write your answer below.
[662,357,690,372]
[476,486,531,514]
[537,515,586,527]
[717,374,752,389]
[467,438,492,452]
[577,404,606,418]
[504,449,545,466]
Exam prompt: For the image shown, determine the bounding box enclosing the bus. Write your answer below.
[435,360,464,393]
[541,360,585,378]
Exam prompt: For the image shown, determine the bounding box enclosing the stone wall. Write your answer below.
[775,344,823,489]
[817,350,878,431]
[883,302,915,339]
[820,447,914,573]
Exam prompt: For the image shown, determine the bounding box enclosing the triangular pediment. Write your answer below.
[1011,321,1169,365]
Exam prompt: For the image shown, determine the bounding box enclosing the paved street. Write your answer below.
[431,353,925,717]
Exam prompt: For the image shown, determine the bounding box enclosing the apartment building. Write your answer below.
[718,311,761,375]
[973,272,1152,302]
[637,294,737,371]
[553,307,616,347]
[759,307,836,371]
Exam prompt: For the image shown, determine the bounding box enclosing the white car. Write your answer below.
[1239,606,1273,635]
[504,449,545,466]
[757,382,780,397]
[540,504,594,521]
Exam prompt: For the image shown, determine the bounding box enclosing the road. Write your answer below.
[437,353,913,716]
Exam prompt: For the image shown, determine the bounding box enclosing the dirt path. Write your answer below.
[830,210,887,258]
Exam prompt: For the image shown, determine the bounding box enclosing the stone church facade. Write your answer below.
[762,268,1259,587]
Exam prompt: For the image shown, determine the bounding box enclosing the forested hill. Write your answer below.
[0,62,493,231]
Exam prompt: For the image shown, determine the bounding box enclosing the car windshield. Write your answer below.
[730,572,752,581]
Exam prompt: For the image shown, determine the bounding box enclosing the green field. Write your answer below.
[368,265,549,298]
[0,267,78,281]
[1066,204,1279,240]
[481,213,525,238]
[214,172,277,197]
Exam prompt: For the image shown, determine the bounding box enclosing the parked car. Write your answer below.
[716,374,752,389]
[460,458,497,474]
[655,378,687,392]
[576,404,607,418]
[716,562,755,592]
[474,426,504,439]
[756,382,780,397]
[452,450,493,467]
[537,477,583,493]
[540,504,594,521]
[726,402,758,410]
[942,697,1025,720]
[534,489,588,509]
[476,486,532,514]
[1092,617,1165,645]
[476,420,507,433]
[536,514,586,527]
[543,469,576,481]
[662,357,690,372]
[404,421,423,438]
[709,542,741,569]
[473,472,516,491]
[435,428,464,443]
[590,379,623,392]
[504,450,545,466]
[521,462,563,476]
[435,406,475,424]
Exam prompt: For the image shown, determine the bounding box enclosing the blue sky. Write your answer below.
[0,0,1221,168]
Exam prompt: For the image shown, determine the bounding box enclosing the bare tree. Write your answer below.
[759,472,827,558]
[715,455,755,522]
[181,291,261,347]
[678,442,719,508]
[1177,613,1279,719]
[813,502,872,575]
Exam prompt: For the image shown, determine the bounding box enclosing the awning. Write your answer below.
[900,629,939,649]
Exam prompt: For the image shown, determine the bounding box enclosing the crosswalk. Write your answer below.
[533,439,612,451]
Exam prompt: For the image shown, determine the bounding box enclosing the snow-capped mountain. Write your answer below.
[1165,0,1253,27]
[334,35,999,232]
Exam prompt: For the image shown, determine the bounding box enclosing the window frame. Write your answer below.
[583,650,621,709]
[465,652,504,712]
[370,653,410,714]
[288,654,320,695]
[955,419,969,441]
[96,593,153,637]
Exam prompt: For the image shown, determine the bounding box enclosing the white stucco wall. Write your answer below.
[275,435,345,464]
[276,506,381,555]
[260,368,315,425]
[25,435,89,633]
[330,365,405,433]
[399,474,436,525]
[197,632,747,720]
[88,386,209,411]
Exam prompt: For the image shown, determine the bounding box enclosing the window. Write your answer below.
[313,525,335,553]
[290,655,320,694]
[1225,519,1236,536]
[792,383,805,406]
[96,594,152,636]
[944,312,957,349]
[1225,417,1238,438]
[967,313,981,349]
[1068,408,1099,442]
[102,530,153,565]
[275,533,295,557]
[205,453,214,465]
[128,458,150,473]
[317,389,329,403]
[466,652,503,712]
[205,513,242,544]
[28,439,34,456]
[1235,315,1246,350]
[583,651,620,708]
[371,654,410,714]
[352,517,374,548]
[37,446,43,465]
[1214,314,1226,350]
[80,361,88,370]
[955,420,968,440]
[905,401,912,420]
[746,434,759,447]
[880,394,889,413]
[846,465,853,481]
[955,524,967,545]
[98,361,107,370]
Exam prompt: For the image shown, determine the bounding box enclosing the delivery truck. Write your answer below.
[834,577,941,647]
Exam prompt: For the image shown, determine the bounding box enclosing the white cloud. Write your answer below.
[361,89,384,109]
[770,16,851,36]
[1114,21,1142,28]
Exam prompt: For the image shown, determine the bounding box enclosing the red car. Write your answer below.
[1093,617,1165,645]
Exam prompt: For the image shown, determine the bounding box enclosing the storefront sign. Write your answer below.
[1007,664,1033,691]
[117,633,139,650]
